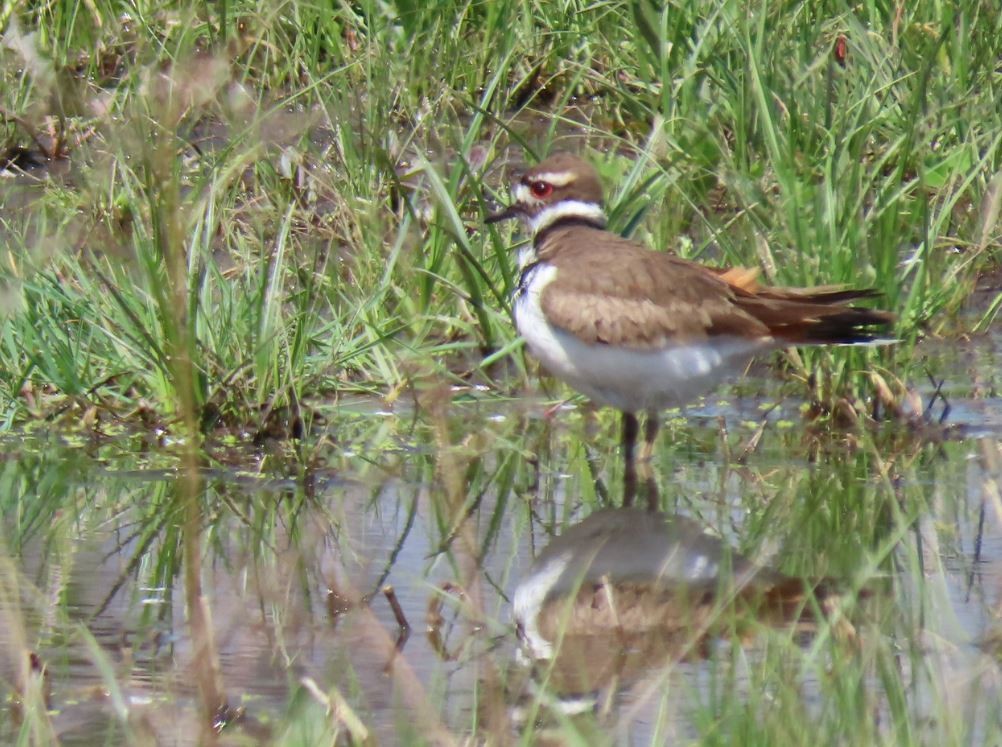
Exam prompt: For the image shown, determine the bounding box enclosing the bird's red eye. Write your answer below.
[530,181,553,198]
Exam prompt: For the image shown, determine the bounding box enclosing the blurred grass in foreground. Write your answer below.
[0,405,1000,744]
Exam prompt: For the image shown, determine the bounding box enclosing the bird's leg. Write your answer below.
[622,412,639,507]
[640,410,660,510]
[643,471,660,512]
[641,410,660,462]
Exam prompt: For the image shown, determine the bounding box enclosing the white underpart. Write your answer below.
[514,264,772,412]
[512,549,573,660]
[516,245,536,272]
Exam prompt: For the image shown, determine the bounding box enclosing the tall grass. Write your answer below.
[0,0,997,430]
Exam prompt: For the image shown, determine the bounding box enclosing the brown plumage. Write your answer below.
[533,211,893,349]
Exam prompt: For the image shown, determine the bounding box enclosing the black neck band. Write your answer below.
[533,215,606,247]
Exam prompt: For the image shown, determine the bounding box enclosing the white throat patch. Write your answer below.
[528,201,606,235]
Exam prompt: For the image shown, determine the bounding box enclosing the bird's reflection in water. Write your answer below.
[511,507,858,723]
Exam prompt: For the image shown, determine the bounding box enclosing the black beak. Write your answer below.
[485,203,521,224]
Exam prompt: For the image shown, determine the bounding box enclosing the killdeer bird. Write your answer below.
[513,508,776,664]
[512,508,845,704]
[486,153,894,492]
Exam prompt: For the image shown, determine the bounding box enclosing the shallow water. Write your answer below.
[1,318,1001,745]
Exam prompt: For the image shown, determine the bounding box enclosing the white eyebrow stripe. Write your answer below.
[527,171,575,187]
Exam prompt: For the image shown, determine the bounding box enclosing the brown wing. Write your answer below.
[537,229,771,347]
[537,226,894,348]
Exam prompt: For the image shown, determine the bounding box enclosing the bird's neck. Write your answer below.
[528,200,607,236]
[517,201,607,271]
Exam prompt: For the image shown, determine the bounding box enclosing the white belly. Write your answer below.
[513,266,770,412]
